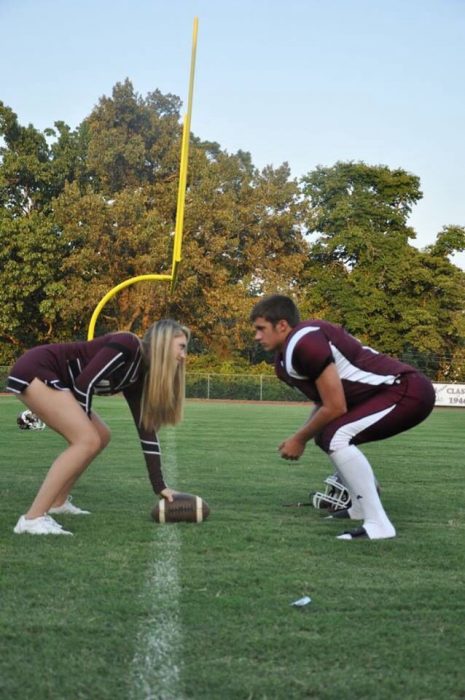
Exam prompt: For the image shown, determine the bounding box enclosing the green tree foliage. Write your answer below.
[1,90,464,378]
[85,79,182,194]
[0,82,307,363]
[300,161,465,371]
[171,149,307,359]
[50,81,308,350]
[0,103,88,361]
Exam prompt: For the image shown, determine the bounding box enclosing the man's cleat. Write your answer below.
[49,496,90,515]
[13,514,73,535]
[337,526,369,540]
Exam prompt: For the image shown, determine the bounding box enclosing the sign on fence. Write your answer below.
[433,383,465,407]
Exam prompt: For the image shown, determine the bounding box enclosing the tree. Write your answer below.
[168,149,308,358]
[300,161,465,364]
[53,92,309,358]
[0,104,88,362]
[2,93,464,375]
[0,209,69,362]
[301,160,422,267]
[0,82,187,361]
[85,79,182,194]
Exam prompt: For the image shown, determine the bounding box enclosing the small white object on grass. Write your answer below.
[291,596,312,607]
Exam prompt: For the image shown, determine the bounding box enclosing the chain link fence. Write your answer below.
[186,373,303,401]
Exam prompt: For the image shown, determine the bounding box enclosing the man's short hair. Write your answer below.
[250,295,300,327]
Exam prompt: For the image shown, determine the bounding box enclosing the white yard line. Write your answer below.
[129,428,184,700]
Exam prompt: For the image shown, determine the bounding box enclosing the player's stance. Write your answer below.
[7,319,190,536]
[251,295,435,541]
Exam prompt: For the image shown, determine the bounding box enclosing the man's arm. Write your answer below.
[278,363,347,460]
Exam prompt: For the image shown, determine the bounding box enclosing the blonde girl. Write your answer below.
[7,319,190,536]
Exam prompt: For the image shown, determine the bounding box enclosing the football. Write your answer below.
[151,492,210,524]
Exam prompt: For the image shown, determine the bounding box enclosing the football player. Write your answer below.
[7,319,189,535]
[251,295,435,541]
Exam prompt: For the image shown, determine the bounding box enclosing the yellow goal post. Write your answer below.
[87,17,199,340]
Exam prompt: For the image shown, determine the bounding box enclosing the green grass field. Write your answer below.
[1,396,464,700]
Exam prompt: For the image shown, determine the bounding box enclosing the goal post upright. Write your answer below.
[87,17,199,339]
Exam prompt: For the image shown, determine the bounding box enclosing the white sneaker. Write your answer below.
[13,514,73,536]
[49,496,90,515]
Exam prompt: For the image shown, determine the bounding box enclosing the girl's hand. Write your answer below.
[160,487,177,503]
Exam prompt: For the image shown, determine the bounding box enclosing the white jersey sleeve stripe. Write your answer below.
[285,327,320,379]
[330,344,397,386]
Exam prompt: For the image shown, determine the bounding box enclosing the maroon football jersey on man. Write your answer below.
[275,321,416,406]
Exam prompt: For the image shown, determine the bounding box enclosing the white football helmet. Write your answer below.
[17,410,46,431]
[312,474,351,511]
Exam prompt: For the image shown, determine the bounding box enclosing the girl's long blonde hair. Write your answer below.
[140,319,190,431]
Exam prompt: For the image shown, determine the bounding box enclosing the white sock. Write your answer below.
[330,445,395,539]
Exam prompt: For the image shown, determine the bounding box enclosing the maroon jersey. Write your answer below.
[276,321,416,406]
[7,332,167,494]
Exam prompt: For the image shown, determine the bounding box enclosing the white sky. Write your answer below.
[1,0,464,266]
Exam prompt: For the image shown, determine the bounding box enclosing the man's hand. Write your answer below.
[278,436,306,461]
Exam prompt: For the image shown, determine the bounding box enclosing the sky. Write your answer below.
[1,0,465,266]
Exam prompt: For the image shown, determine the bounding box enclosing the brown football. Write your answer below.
[151,492,210,524]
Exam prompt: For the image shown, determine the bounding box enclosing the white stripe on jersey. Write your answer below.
[329,404,396,451]
[141,439,161,455]
[6,376,28,394]
[7,376,28,387]
[285,327,320,379]
[112,349,142,391]
[94,362,125,393]
[285,326,397,387]
[329,343,397,386]
[143,449,161,455]
[84,352,125,413]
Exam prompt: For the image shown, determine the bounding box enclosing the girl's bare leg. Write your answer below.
[50,413,111,507]
[18,379,109,519]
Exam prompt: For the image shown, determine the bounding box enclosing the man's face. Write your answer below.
[253,316,289,352]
